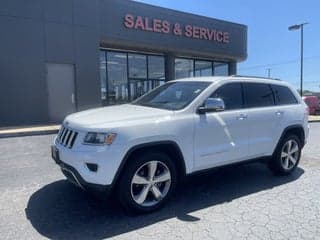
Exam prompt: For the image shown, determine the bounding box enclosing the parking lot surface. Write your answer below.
[0,123,319,240]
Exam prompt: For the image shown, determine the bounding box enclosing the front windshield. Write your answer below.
[132,81,211,110]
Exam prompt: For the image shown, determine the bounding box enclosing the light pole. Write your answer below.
[266,68,271,78]
[288,22,308,96]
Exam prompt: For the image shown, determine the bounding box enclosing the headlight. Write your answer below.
[83,132,117,145]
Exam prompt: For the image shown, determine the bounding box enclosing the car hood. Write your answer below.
[65,104,173,129]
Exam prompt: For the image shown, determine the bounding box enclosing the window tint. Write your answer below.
[211,83,243,110]
[244,83,274,108]
[271,84,298,105]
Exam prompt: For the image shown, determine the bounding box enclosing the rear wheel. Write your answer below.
[268,134,301,175]
[117,151,177,213]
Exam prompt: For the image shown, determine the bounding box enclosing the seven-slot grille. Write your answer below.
[57,126,78,148]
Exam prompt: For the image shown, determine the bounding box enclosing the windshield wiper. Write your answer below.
[150,101,170,104]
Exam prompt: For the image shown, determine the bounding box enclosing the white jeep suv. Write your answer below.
[51,76,309,213]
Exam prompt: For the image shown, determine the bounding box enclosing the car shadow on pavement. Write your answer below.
[25,163,304,240]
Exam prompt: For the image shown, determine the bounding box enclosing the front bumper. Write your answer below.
[51,145,112,194]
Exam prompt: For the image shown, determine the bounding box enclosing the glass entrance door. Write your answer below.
[100,50,165,105]
[128,53,150,101]
[106,52,128,104]
[128,54,165,101]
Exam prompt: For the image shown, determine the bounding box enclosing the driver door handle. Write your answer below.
[275,110,284,116]
[236,113,248,120]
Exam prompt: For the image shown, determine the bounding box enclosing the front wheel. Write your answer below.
[117,151,177,213]
[268,134,302,175]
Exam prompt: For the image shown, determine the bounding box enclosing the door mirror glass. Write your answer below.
[198,98,225,114]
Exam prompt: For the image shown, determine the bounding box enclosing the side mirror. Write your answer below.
[197,98,225,114]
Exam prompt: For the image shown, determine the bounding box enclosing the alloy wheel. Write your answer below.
[130,161,171,207]
[280,139,299,170]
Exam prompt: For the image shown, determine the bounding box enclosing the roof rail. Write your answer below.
[230,75,282,81]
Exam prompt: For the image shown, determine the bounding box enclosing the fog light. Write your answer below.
[86,163,98,172]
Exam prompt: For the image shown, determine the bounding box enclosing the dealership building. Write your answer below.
[0,0,247,127]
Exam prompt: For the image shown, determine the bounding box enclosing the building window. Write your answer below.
[128,53,148,101]
[195,60,212,77]
[128,54,147,79]
[148,55,165,87]
[106,51,128,104]
[213,62,229,76]
[99,51,107,100]
[175,58,229,79]
[175,58,194,79]
[100,49,165,105]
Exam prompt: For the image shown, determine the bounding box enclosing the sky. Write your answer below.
[136,0,320,92]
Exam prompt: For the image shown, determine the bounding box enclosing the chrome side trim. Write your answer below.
[61,167,84,190]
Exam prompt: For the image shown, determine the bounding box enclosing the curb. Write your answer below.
[309,120,320,123]
[0,129,59,139]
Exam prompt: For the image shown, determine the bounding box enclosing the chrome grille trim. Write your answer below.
[57,126,78,149]
[67,131,75,147]
[63,130,71,146]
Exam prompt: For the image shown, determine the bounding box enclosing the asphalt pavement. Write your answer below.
[0,123,320,240]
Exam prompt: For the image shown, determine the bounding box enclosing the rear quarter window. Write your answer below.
[271,84,298,105]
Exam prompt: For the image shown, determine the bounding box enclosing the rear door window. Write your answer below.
[271,84,298,105]
[244,82,275,108]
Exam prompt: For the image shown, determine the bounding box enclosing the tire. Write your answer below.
[117,151,177,213]
[268,134,302,175]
